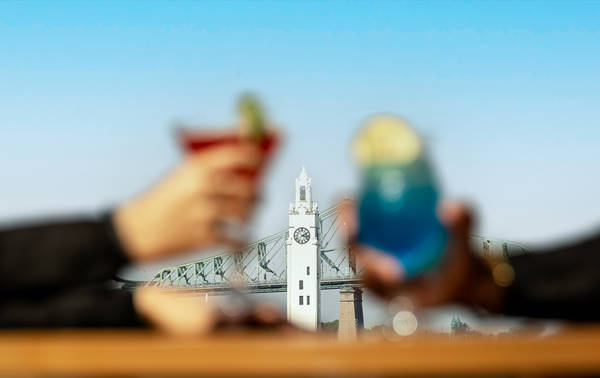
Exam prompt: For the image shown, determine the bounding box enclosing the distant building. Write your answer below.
[287,166,321,330]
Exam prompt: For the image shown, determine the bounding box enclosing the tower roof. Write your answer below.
[291,165,316,214]
[299,165,308,180]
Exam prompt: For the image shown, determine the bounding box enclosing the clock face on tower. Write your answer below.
[293,227,311,244]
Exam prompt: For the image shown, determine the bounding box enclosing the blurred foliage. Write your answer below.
[451,316,470,334]
[321,319,339,332]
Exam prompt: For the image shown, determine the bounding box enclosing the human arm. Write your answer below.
[341,200,600,320]
[504,233,600,320]
[0,215,128,293]
[0,283,142,328]
[0,142,262,293]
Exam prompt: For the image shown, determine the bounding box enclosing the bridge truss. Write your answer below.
[123,204,528,294]
[145,204,361,293]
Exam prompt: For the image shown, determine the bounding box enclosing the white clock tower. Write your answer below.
[287,166,321,331]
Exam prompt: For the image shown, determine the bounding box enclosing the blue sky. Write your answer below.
[1,2,600,325]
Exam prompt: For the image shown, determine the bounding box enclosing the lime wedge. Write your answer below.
[353,115,422,166]
[237,93,266,140]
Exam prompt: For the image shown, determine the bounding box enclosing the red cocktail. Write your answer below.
[177,128,280,178]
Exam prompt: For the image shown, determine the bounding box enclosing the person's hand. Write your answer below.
[133,287,290,336]
[339,200,506,312]
[114,143,263,261]
[133,287,217,336]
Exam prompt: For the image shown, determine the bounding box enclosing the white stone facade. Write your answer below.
[286,166,321,330]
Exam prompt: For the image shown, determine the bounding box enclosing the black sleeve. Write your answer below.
[0,284,144,328]
[0,213,129,293]
[504,232,600,321]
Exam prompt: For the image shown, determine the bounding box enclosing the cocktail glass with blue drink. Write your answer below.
[353,115,447,278]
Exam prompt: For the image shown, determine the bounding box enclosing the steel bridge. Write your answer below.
[114,203,528,294]
[140,204,360,294]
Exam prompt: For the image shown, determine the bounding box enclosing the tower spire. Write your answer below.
[300,165,308,180]
[291,165,316,214]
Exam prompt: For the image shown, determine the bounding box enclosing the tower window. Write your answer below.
[299,296,303,305]
[307,266,310,275]
[307,295,310,305]
[299,280,303,290]
[300,186,306,201]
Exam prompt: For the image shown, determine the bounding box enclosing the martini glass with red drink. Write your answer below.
[177,128,280,178]
[174,94,281,247]
[177,93,280,178]
[175,96,281,310]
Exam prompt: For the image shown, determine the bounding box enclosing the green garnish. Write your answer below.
[237,92,266,141]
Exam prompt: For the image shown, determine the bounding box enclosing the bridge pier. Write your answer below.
[338,287,364,341]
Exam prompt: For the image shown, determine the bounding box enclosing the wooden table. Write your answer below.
[1,327,600,376]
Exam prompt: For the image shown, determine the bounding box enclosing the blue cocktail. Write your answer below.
[353,115,447,278]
